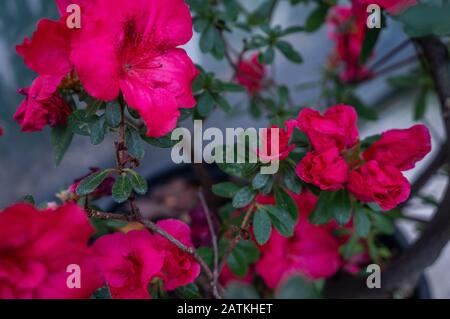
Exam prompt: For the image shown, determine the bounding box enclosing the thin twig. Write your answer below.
[370,39,411,70]
[218,203,255,272]
[198,190,221,299]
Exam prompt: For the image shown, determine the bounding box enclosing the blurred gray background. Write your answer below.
[0,0,448,297]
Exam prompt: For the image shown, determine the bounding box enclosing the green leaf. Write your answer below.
[252,173,271,190]
[76,169,112,196]
[354,209,371,238]
[21,194,35,205]
[200,26,217,53]
[51,125,74,166]
[275,276,320,299]
[275,40,303,63]
[261,46,275,64]
[112,174,132,204]
[360,26,381,64]
[68,110,93,136]
[263,205,294,237]
[253,208,272,245]
[128,170,148,195]
[283,167,302,194]
[197,91,215,117]
[232,186,256,208]
[174,284,202,299]
[414,87,428,120]
[105,103,121,128]
[142,134,179,148]
[212,182,241,199]
[333,189,352,225]
[125,127,145,160]
[360,134,381,150]
[217,82,245,92]
[369,211,395,235]
[305,3,329,32]
[89,116,106,145]
[396,4,450,37]
[274,187,298,221]
[309,191,334,225]
[280,25,304,36]
[91,286,112,299]
[224,283,259,299]
[346,94,378,121]
[212,93,232,113]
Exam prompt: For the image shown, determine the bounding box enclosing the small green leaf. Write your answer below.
[369,211,395,235]
[360,27,381,64]
[105,103,121,128]
[276,40,303,63]
[283,167,302,194]
[197,92,215,117]
[252,173,271,190]
[200,26,217,53]
[142,133,179,148]
[68,110,94,136]
[232,186,256,208]
[125,127,145,160]
[89,116,106,145]
[128,170,148,195]
[360,134,381,150]
[274,187,298,221]
[309,191,335,225]
[333,190,352,225]
[354,209,371,238]
[212,182,241,199]
[253,208,272,245]
[21,194,35,205]
[305,3,329,32]
[51,125,74,166]
[263,205,294,237]
[76,169,112,196]
[174,284,202,299]
[261,46,275,64]
[112,174,132,203]
[275,276,320,299]
[212,93,232,113]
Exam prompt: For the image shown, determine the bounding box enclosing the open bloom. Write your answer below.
[348,161,411,210]
[92,230,164,299]
[258,120,296,161]
[70,0,198,137]
[297,104,359,152]
[15,19,73,131]
[363,124,431,171]
[357,0,417,15]
[327,2,372,83]
[153,219,201,291]
[0,203,102,299]
[255,191,340,288]
[296,147,350,190]
[236,53,266,94]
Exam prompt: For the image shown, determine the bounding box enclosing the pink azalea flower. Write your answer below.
[153,219,201,291]
[327,2,373,83]
[363,124,431,171]
[0,203,102,299]
[357,0,418,15]
[297,104,359,152]
[348,161,411,210]
[255,191,340,289]
[236,53,266,95]
[15,76,72,132]
[70,0,198,137]
[258,120,297,161]
[92,230,164,299]
[296,147,350,191]
[15,18,74,131]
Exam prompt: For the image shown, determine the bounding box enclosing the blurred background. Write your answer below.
[0,0,448,297]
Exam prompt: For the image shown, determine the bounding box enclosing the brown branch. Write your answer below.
[326,36,450,298]
[218,203,255,272]
[198,190,221,299]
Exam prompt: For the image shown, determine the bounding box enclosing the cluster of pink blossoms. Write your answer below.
[15,0,198,137]
[0,203,200,299]
[295,105,431,210]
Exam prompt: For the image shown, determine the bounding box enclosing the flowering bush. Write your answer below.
[1,0,450,300]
